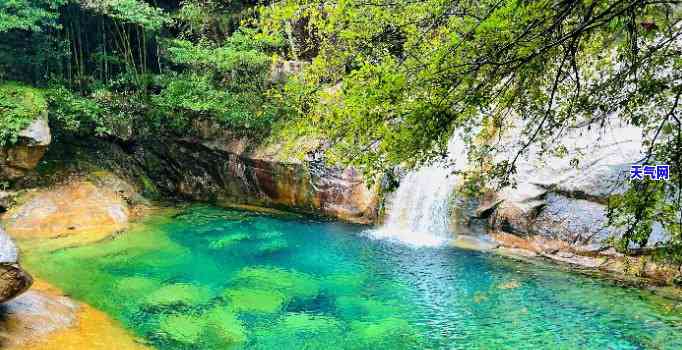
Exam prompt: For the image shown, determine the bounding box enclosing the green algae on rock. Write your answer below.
[158,314,205,344]
[223,288,287,314]
[230,267,320,300]
[208,233,250,250]
[144,284,213,308]
[158,306,246,347]
[202,306,247,345]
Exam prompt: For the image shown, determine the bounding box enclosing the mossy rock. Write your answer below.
[223,288,287,314]
[203,306,247,346]
[0,82,47,146]
[143,283,213,307]
[208,233,250,250]
[158,314,206,344]
[350,317,423,349]
[231,266,320,300]
[335,296,403,321]
[255,238,289,255]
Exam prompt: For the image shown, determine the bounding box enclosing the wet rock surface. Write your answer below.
[131,137,378,224]
[0,228,32,304]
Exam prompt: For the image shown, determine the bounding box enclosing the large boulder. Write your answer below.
[0,114,51,181]
[462,120,670,251]
[2,178,130,241]
[0,227,32,303]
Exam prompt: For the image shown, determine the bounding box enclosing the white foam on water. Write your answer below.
[368,135,467,247]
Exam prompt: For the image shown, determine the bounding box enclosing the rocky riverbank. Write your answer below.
[450,121,681,287]
[1,279,148,349]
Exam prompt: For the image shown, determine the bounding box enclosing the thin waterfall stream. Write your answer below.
[370,136,467,247]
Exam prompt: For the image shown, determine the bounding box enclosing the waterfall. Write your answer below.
[369,136,466,247]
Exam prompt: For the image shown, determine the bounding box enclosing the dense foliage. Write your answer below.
[257,0,682,262]
[0,0,285,141]
[1,1,680,263]
[0,82,47,146]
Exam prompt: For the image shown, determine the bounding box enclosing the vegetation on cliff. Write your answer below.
[0,1,681,263]
[0,82,47,146]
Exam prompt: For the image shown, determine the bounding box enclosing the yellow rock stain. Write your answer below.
[12,280,148,350]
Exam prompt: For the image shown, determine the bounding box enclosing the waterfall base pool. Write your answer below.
[20,205,682,349]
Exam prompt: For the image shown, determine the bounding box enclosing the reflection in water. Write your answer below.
[20,205,682,350]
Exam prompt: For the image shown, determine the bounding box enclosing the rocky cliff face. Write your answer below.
[0,115,51,304]
[130,134,378,224]
[450,121,678,283]
[0,115,51,181]
[485,123,668,249]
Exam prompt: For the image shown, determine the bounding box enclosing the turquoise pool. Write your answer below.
[22,205,682,349]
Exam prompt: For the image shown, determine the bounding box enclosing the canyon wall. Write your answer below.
[128,131,379,224]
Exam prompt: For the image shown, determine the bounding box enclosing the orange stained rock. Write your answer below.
[4,279,148,350]
[2,180,129,240]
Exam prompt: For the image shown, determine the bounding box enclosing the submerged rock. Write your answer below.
[143,284,213,308]
[230,267,320,301]
[158,307,246,346]
[223,288,287,313]
[158,314,206,344]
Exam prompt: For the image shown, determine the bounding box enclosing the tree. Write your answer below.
[260,0,682,258]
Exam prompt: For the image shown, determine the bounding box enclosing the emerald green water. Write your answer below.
[22,205,682,349]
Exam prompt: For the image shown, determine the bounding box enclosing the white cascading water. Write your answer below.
[369,135,467,247]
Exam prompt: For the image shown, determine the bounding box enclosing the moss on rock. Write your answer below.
[143,283,212,307]
[231,266,320,300]
[0,82,47,146]
[158,314,205,344]
[223,288,287,314]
